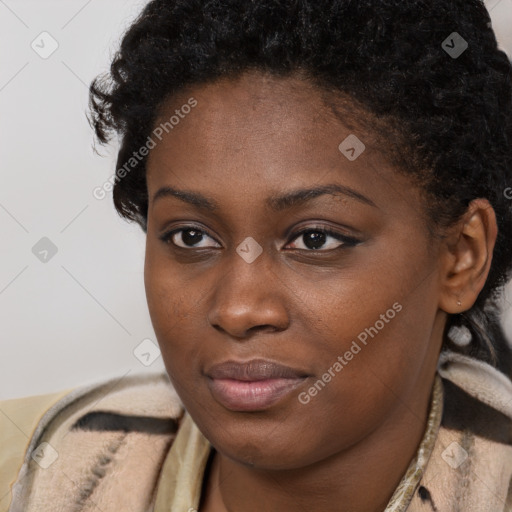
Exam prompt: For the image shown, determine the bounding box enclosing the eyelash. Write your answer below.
[158,225,360,252]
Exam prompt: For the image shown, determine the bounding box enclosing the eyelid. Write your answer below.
[159,224,221,247]
[286,226,360,249]
[159,223,361,251]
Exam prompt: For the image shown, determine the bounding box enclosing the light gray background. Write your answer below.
[1,0,512,400]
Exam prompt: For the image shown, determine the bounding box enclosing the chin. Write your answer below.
[218,439,309,471]
[200,416,319,470]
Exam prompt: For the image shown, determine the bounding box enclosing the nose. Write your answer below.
[207,251,290,339]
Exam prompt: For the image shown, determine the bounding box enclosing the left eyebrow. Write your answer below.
[266,184,378,211]
[152,186,218,210]
[151,183,378,212]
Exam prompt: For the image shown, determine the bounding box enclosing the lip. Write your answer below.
[206,359,308,381]
[205,359,309,411]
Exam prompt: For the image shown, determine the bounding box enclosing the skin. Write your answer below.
[143,70,497,512]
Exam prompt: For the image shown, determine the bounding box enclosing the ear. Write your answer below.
[438,198,498,314]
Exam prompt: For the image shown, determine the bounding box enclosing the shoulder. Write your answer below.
[408,353,512,512]
[0,389,72,512]
[5,372,184,512]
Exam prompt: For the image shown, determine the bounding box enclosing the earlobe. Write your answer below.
[438,198,497,314]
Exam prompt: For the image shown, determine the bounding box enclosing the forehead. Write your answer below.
[150,71,368,155]
[145,72,425,221]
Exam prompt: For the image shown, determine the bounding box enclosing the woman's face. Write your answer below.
[144,71,446,470]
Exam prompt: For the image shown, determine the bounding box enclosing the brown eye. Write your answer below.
[286,227,359,251]
[160,227,221,249]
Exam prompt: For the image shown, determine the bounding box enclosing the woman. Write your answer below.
[5,0,512,511]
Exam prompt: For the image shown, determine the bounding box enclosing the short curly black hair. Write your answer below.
[89,0,512,372]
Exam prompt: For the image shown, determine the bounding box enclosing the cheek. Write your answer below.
[143,247,222,414]
[144,238,200,325]
[144,250,197,370]
[300,253,437,410]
